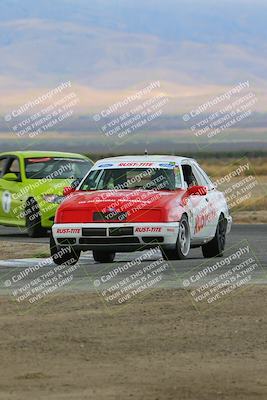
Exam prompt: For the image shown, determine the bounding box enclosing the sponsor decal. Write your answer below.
[56,228,81,234]
[135,227,162,233]
[97,163,114,168]
[27,157,52,163]
[118,162,154,167]
[159,163,175,168]
[2,191,11,213]
[194,204,217,234]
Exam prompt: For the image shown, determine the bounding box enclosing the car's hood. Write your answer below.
[61,189,184,208]
[23,178,74,197]
[56,189,186,223]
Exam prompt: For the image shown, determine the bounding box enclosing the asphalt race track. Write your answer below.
[0,226,49,244]
[0,224,266,297]
[0,224,266,253]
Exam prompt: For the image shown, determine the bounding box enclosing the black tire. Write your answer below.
[161,215,191,260]
[50,234,80,266]
[25,198,47,238]
[93,250,115,263]
[202,214,227,258]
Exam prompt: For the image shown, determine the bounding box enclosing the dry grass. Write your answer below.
[197,158,267,214]
[199,157,267,177]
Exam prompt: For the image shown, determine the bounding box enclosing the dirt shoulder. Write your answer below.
[0,241,49,260]
[0,287,266,400]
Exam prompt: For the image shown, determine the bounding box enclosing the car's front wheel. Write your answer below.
[25,198,47,238]
[202,214,227,258]
[50,234,80,266]
[93,250,115,263]
[162,215,191,260]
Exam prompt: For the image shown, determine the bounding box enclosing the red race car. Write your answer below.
[50,155,232,264]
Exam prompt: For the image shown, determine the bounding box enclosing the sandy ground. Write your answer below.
[0,241,49,259]
[0,287,266,400]
[0,229,267,399]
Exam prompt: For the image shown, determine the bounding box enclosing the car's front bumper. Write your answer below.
[52,222,180,252]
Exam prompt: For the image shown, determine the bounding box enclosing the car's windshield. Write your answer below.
[80,167,182,191]
[25,157,93,179]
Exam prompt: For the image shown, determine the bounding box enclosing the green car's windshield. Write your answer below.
[80,167,182,191]
[25,157,93,180]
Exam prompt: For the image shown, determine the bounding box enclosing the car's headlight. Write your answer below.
[42,194,64,204]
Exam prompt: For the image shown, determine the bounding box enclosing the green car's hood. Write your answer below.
[24,178,75,197]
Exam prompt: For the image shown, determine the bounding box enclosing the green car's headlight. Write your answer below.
[42,194,64,204]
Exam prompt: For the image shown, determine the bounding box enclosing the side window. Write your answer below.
[182,164,200,188]
[0,157,8,178]
[194,164,214,188]
[6,158,21,181]
[174,167,182,189]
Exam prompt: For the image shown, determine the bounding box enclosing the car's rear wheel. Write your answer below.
[162,215,191,260]
[93,250,115,263]
[50,234,80,266]
[202,214,227,258]
[25,198,47,238]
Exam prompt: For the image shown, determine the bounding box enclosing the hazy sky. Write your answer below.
[0,0,267,114]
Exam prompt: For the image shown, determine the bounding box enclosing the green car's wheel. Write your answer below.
[25,198,47,238]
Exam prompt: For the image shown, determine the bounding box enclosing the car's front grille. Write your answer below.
[82,228,107,236]
[93,212,127,222]
[79,237,140,245]
[142,236,164,244]
[57,238,76,245]
[109,227,134,236]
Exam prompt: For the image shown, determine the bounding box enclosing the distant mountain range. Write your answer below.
[0,0,267,112]
[0,0,266,154]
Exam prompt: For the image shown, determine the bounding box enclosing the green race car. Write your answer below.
[0,151,93,237]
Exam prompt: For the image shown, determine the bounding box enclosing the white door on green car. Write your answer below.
[0,156,10,221]
[0,156,25,226]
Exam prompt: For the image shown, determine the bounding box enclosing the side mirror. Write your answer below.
[181,185,208,206]
[187,185,208,196]
[63,186,75,196]
[2,173,18,181]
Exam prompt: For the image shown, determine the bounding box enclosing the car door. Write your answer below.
[193,163,222,236]
[191,163,219,239]
[181,162,213,241]
[0,156,25,225]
